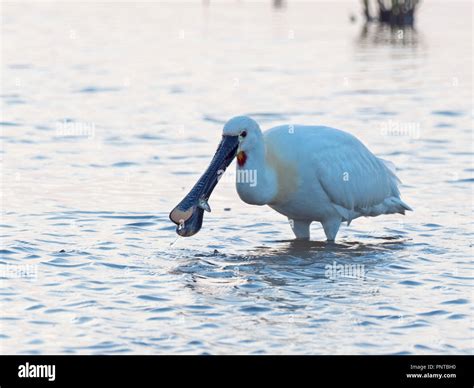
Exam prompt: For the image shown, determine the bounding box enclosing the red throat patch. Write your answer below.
[237,151,247,166]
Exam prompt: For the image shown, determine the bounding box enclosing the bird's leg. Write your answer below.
[322,218,342,242]
[289,219,311,240]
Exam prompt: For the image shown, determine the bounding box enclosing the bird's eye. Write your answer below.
[241,130,247,138]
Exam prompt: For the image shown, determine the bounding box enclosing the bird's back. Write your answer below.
[263,124,411,222]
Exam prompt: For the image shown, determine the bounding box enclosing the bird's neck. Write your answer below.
[236,142,277,206]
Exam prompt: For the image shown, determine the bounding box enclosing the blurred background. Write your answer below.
[1,1,472,354]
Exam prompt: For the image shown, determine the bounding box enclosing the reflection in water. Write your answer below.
[254,238,406,260]
[175,238,407,294]
[358,23,419,47]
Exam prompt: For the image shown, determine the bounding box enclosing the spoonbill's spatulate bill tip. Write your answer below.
[169,116,412,241]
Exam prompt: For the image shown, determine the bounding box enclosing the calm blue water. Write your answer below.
[1,2,472,354]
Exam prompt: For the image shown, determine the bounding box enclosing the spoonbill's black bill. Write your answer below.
[169,134,239,236]
[169,116,412,241]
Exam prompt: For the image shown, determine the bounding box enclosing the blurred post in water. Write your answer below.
[362,0,421,26]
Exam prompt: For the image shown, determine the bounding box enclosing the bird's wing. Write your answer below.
[313,138,401,222]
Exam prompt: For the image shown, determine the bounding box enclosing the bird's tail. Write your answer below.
[378,157,412,214]
[386,197,413,215]
[397,198,413,214]
[358,197,413,217]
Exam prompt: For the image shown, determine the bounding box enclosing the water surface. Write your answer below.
[1,2,472,354]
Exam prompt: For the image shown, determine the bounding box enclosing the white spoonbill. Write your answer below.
[169,116,412,241]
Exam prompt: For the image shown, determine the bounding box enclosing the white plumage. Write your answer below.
[225,116,412,240]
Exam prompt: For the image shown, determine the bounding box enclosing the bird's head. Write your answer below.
[223,116,262,167]
[169,116,259,236]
